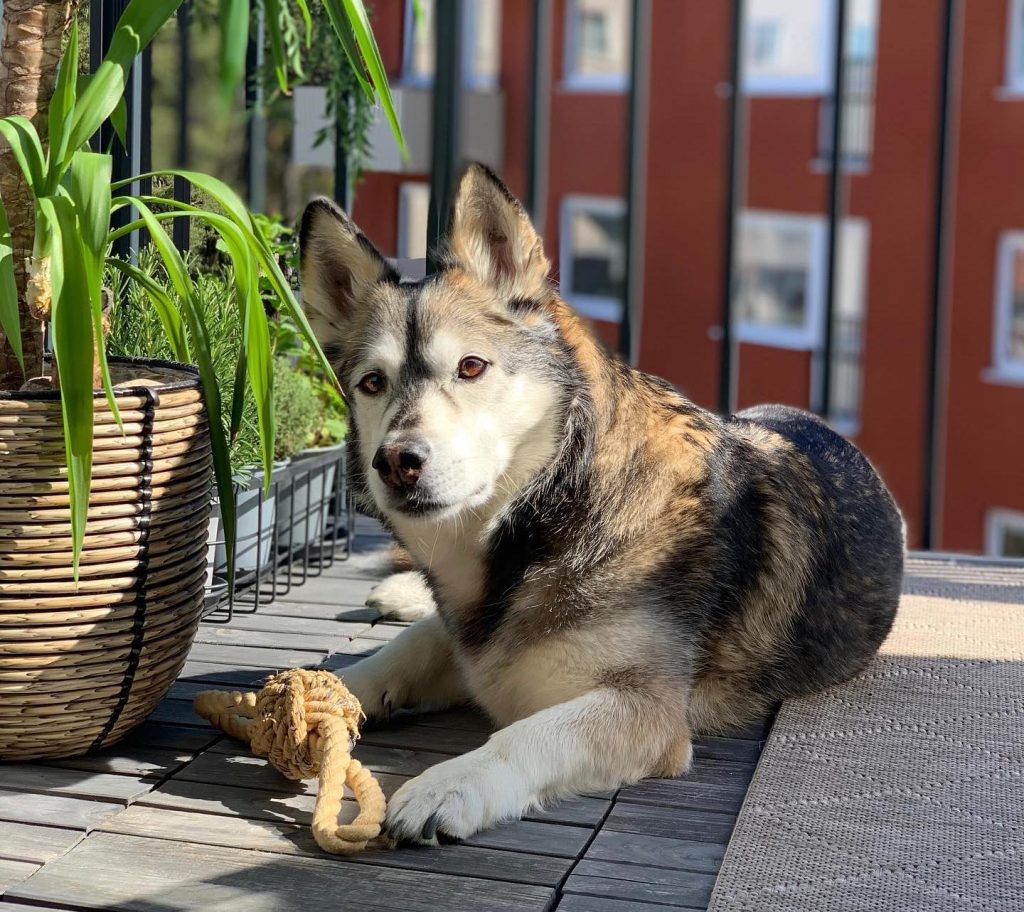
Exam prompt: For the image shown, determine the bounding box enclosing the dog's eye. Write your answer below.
[457,356,488,381]
[357,371,386,395]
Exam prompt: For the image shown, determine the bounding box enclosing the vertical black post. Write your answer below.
[526,0,552,233]
[922,0,959,550]
[245,7,267,213]
[334,93,352,212]
[818,0,848,417]
[173,1,192,253]
[718,0,746,415]
[137,45,154,248]
[620,0,651,365]
[426,0,465,274]
[94,0,140,260]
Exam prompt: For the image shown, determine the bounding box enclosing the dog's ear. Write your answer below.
[447,164,550,299]
[299,198,398,349]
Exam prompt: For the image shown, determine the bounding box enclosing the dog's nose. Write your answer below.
[372,440,431,489]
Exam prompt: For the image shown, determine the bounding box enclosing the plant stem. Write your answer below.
[0,0,75,389]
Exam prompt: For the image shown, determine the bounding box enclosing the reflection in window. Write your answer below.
[560,197,627,323]
[987,510,1024,558]
[993,233,1024,380]
[565,0,632,90]
[403,0,501,90]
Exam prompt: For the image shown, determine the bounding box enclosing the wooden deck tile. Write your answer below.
[565,859,717,909]
[0,791,123,831]
[9,832,555,911]
[0,821,82,865]
[0,859,39,895]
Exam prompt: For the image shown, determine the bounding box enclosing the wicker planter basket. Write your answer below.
[0,359,212,761]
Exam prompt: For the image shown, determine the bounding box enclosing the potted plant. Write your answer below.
[0,0,403,761]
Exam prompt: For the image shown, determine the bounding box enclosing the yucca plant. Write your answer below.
[0,0,398,576]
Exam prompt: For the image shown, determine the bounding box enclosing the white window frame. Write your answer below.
[559,195,627,323]
[401,0,501,91]
[985,508,1024,557]
[990,232,1024,383]
[1005,0,1024,94]
[743,0,837,97]
[735,210,827,350]
[562,0,631,93]
[397,182,430,261]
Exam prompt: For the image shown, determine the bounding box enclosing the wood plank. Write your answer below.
[269,575,377,607]
[691,736,762,764]
[122,720,222,753]
[0,822,82,864]
[0,791,122,831]
[0,859,38,895]
[10,831,555,911]
[177,662,275,688]
[193,626,353,653]
[211,613,374,639]
[98,805,569,887]
[557,892,693,911]
[0,766,151,802]
[566,859,716,909]
[584,830,726,875]
[616,779,747,815]
[527,795,611,828]
[331,637,386,659]
[247,601,381,623]
[602,802,737,844]
[145,698,212,729]
[184,643,327,669]
[44,744,196,779]
[359,721,488,755]
[358,624,411,643]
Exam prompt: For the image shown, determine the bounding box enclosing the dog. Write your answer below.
[298,164,904,844]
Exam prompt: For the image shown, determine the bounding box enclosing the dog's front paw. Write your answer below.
[385,751,526,844]
[366,571,436,622]
[337,663,393,722]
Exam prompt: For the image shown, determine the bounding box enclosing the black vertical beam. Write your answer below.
[818,0,848,417]
[245,7,267,213]
[922,0,960,550]
[426,0,465,274]
[718,0,746,415]
[334,93,352,212]
[173,1,192,253]
[526,0,553,233]
[137,44,154,248]
[620,0,651,365]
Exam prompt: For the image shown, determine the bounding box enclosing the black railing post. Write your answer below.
[718,0,746,415]
[173,1,192,253]
[620,0,651,365]
[922,0,961,549]
[334,92,352,212]
[426,0,465,273]
[245,6,267,213]
[818,0,848,417]
[526,0,553,233]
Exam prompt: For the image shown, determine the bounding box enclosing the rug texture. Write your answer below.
[707,557,1024,911]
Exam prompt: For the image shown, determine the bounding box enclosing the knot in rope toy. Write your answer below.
[193,668,386,854]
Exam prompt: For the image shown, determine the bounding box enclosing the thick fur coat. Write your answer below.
[298,165,904,842]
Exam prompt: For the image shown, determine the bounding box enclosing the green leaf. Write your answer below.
[264,0,290,93]
[68,0,182,156]
[109,97,128,149]
[106,257,190,362]
[0,117,47,191]
[47,21,79,185]
[330,0,408,157]
[320,0,373,101]
[294,0,313,45]
[0,194,23,373]
[130,200,238,583]
[67,151,122,432]
[219,0,250,104]
[42,196,96,578]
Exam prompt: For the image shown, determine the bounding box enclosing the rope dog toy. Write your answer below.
[193,668,386,854]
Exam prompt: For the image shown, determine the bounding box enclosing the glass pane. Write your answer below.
[737,218,814,329]
[398,183,431,260]
[569,208,626,300]
[407,0,436,81]
[1009,248,1024,363]
[744,0,831,91]
[470,0,502,88]
[1001,524,1024,558]
[568,0,632,82]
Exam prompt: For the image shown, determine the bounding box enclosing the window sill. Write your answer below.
[735,327,818,351]
[565,295,624,323]
[982,366,1024,387]
[808,157,871,175]
[558,76,629,94]
[994,85,1024,101]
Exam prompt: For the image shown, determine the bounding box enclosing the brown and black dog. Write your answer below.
[298,164,904,843]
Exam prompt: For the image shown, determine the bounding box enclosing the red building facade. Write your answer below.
[349,0,1024,556]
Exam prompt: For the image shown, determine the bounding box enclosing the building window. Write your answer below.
[986,509,1024,558]
[397,183,431,260]
[827,219,869,431]
[736,211,828,349]
[564,0,632,91]
[992,233,1024,381]
[559,196,627,323]
[744,0,837,96]
[402,0,502,90]
[1006,0,1024,91]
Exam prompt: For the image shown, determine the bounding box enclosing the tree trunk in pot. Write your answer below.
[0,0,74,389]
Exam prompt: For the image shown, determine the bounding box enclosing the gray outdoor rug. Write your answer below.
[708,558,1024,911]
